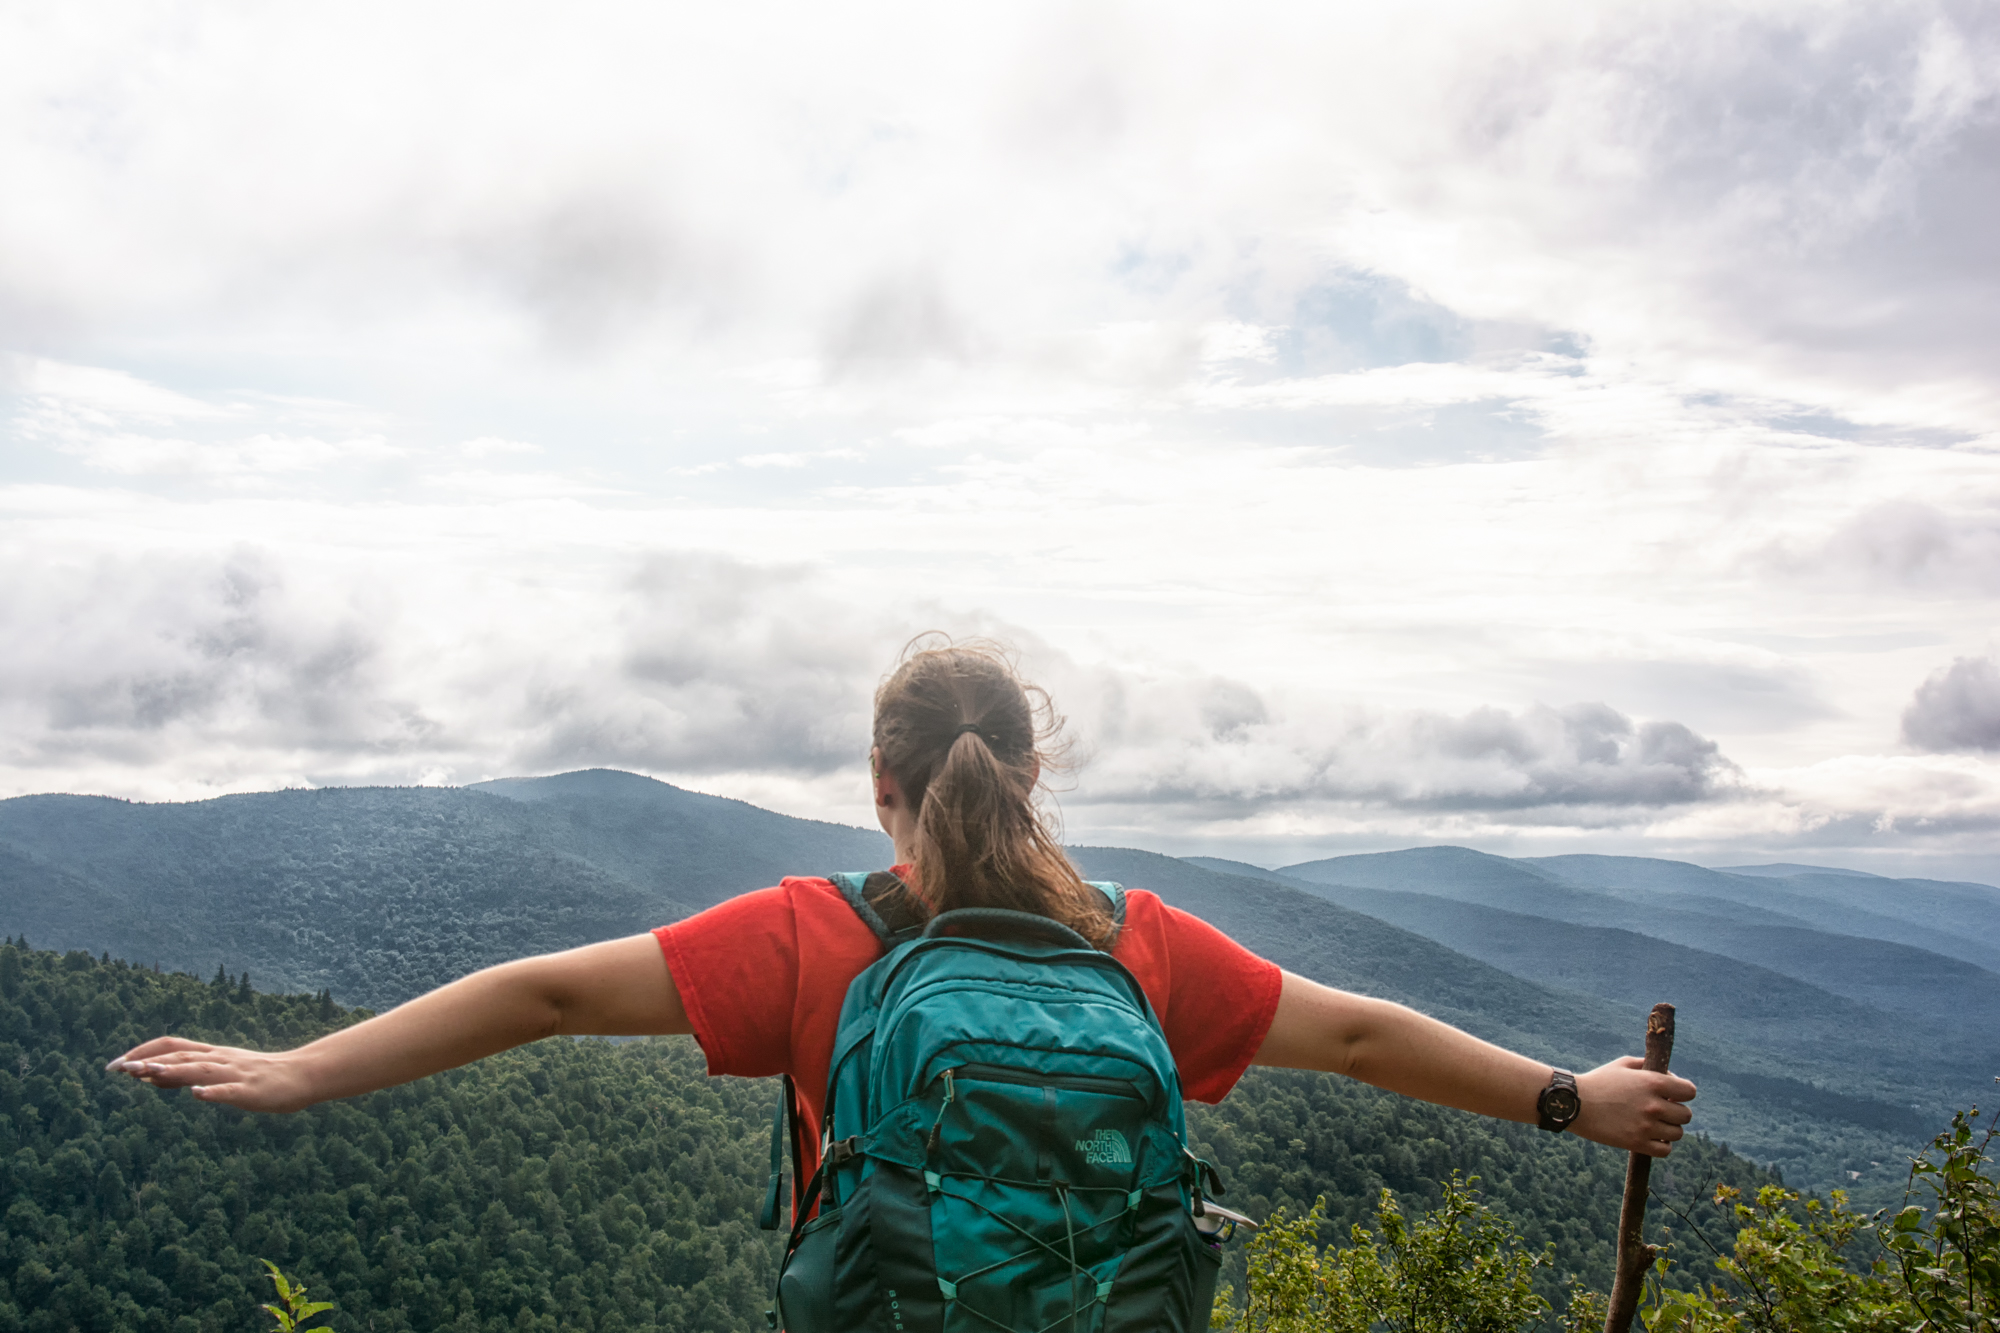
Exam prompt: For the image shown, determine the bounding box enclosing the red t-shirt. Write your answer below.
[654,874,1283,1189]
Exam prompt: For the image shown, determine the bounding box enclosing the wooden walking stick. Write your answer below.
[1604,1003,1677,1333]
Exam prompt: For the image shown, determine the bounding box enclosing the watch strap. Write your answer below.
[1537,1068,1579,1132]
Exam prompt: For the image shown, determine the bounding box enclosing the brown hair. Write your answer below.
[872,636,1117,950]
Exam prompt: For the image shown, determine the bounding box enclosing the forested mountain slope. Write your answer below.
[0,944,1772,1333]
[467,769,892,912]
[0,945,778,1333]
[1249,882,1955,1115]
[0,773,887,1011]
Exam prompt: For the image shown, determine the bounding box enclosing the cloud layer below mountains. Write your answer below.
[4,1,2000,879]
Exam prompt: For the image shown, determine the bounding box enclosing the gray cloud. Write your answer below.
[1764,500,2000,594]
[0,538,1744,834]
[1198,678,1267,741]
[0,547,436,774]
[513,554,895,776]
[1066,679,1740,818]
[1903,656,2000,752]
[1461,5,2000,390]
[1339,703,1735,812]
[823,272,977,374]
[463,192,728,350]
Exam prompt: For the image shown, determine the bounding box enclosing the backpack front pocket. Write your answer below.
[907,1063,1163,1331]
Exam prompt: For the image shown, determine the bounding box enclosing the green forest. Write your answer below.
[0,941,1786,1332]
[0,945,776,1333]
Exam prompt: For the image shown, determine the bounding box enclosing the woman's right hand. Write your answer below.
[107,1036,316,1113]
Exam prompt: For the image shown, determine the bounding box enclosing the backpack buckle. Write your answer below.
[1185,1153,1225,1214]
[829,1136,863,1166]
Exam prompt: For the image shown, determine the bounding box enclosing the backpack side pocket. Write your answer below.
[776,1206,840,1333]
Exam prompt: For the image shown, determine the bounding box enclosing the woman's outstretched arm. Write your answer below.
[107,935,690,1113]
[1252,970,1696,1157]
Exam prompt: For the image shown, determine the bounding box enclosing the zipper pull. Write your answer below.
[926,1068,956,1152]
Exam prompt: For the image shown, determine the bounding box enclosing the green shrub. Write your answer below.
[1214,1173,1602,1332]
[1645,1089,1997,1332]
[258,1262,333,1333]
[1223,1093,1998,1333]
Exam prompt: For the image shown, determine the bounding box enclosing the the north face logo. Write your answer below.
[1075,1128,1132,1165]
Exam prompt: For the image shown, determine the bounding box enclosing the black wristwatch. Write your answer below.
[1537,1068,1581,1133]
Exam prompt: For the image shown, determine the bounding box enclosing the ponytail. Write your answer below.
[872,637,1116,950]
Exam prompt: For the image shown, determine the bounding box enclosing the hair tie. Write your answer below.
[955,722,984,738]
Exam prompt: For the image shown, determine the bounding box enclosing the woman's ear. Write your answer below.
[871,746,896,809]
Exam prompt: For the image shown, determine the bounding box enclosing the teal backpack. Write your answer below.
[758,871,1231,1332]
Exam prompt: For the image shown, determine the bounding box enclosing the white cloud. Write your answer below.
[458,436,541,458]
[738,448,865,469]
[418,469,627,499]
[9,355,398,479]
[63,432,398,477]
[2,2,1999,879]
[5,357,226,421]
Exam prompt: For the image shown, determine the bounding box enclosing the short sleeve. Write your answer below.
[653,877,889,1200]
[1112,891,1283,1104]
[653,885,802,1077]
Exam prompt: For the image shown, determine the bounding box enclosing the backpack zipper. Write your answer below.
[925,1068,956,1152]
[950,1062,1143,1100]
[922,1063,1143,1154]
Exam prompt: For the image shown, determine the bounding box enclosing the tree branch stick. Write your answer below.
[1604,1002,1677,1333]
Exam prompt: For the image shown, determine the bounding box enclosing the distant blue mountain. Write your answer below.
[1217,844,1994,1170]
[1276,847,2000,1019]
[1722,863,1884,879]
[1528,853,2000,966]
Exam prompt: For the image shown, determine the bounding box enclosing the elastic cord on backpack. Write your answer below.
[1059,1184,1082,1331]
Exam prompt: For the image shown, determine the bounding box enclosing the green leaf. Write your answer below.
[1643,1297,1692,1332]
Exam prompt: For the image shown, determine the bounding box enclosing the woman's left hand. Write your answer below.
[1572,1056,1698,1156]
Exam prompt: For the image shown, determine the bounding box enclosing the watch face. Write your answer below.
[1544,1086,1581,1122]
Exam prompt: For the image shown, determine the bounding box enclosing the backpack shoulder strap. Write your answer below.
[1085,880,1127,927]
[827,871,927,949]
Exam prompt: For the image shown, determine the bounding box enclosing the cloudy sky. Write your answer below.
[5,1,2000,879]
